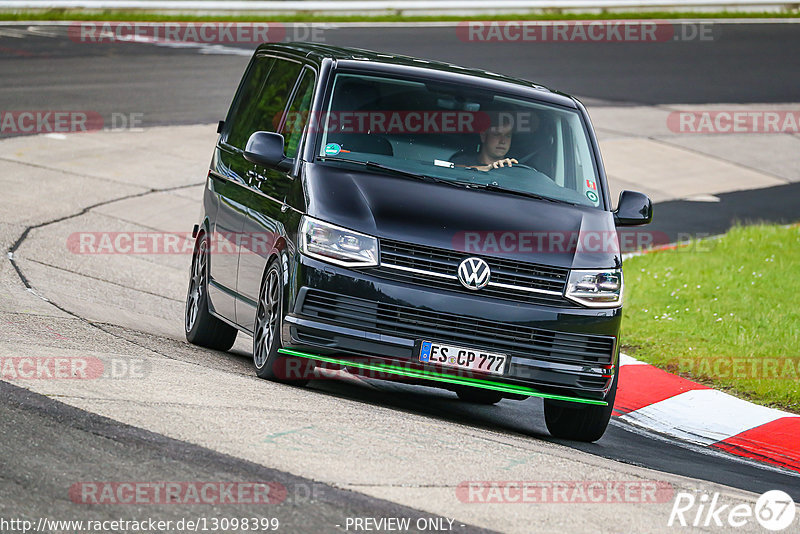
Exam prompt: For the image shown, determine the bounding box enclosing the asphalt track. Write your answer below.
[2,21,800,533]
[0,381,492,534]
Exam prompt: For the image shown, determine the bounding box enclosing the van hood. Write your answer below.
[304,163,620,270]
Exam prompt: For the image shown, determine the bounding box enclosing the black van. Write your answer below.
[185,42,652,442]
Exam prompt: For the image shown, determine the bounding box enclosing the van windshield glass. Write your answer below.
[312,72,602,208]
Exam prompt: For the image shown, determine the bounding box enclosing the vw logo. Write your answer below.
[457,257,491,290]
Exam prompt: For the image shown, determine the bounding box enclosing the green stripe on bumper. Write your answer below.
[277,348,607,406]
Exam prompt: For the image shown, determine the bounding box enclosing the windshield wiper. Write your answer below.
[364,160,439,182]
[472,182,574,204]
[317,157,473,188]
[318,158,580,203]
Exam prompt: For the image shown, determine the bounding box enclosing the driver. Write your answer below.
[451,116,518,171]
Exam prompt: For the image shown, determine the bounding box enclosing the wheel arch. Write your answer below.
[260,240,297,348]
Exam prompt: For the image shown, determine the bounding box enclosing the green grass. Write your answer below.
[0,9,799,22]
[621,224,800,413]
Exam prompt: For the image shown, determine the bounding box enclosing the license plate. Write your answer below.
[419,340,507,375]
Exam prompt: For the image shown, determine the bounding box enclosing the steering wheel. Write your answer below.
[488,161,535,172]
[489,161,556,184]
[518,146,546,166]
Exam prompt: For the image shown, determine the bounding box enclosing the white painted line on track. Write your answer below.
[619,352,647,366]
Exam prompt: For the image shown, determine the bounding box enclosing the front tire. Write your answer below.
[253,259,309,386]
[543,372,617,443]
[185,234,238,351]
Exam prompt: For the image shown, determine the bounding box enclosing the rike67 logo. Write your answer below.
[669,490,797,531]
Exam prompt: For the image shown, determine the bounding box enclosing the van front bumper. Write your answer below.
[282,256,621,401]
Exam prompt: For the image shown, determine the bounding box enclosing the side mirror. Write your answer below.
[244,131,293,172]
[614,190,653,226]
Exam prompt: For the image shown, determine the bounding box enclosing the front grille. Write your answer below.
[300,289,615,369]
[365,239,573,307]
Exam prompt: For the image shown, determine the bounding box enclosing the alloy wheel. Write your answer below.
[254,267,280,369]
[185,239,207,333]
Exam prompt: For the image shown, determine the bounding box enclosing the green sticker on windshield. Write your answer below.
[324,143,341,156]
[586,190,598,203]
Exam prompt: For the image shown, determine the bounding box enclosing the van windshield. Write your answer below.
[313,72,602,208]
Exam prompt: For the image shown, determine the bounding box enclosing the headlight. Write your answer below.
[299,216,378,267]
[564,269,623,308]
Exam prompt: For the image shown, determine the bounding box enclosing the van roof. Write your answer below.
[255,41,573,103]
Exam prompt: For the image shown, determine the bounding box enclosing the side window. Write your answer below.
[224,56,274,148]
[225,56,303,150]
[281,69,315,159]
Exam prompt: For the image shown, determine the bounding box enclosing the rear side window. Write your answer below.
[225,56,303,150]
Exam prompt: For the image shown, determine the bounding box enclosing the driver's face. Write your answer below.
[480,124,513,160]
